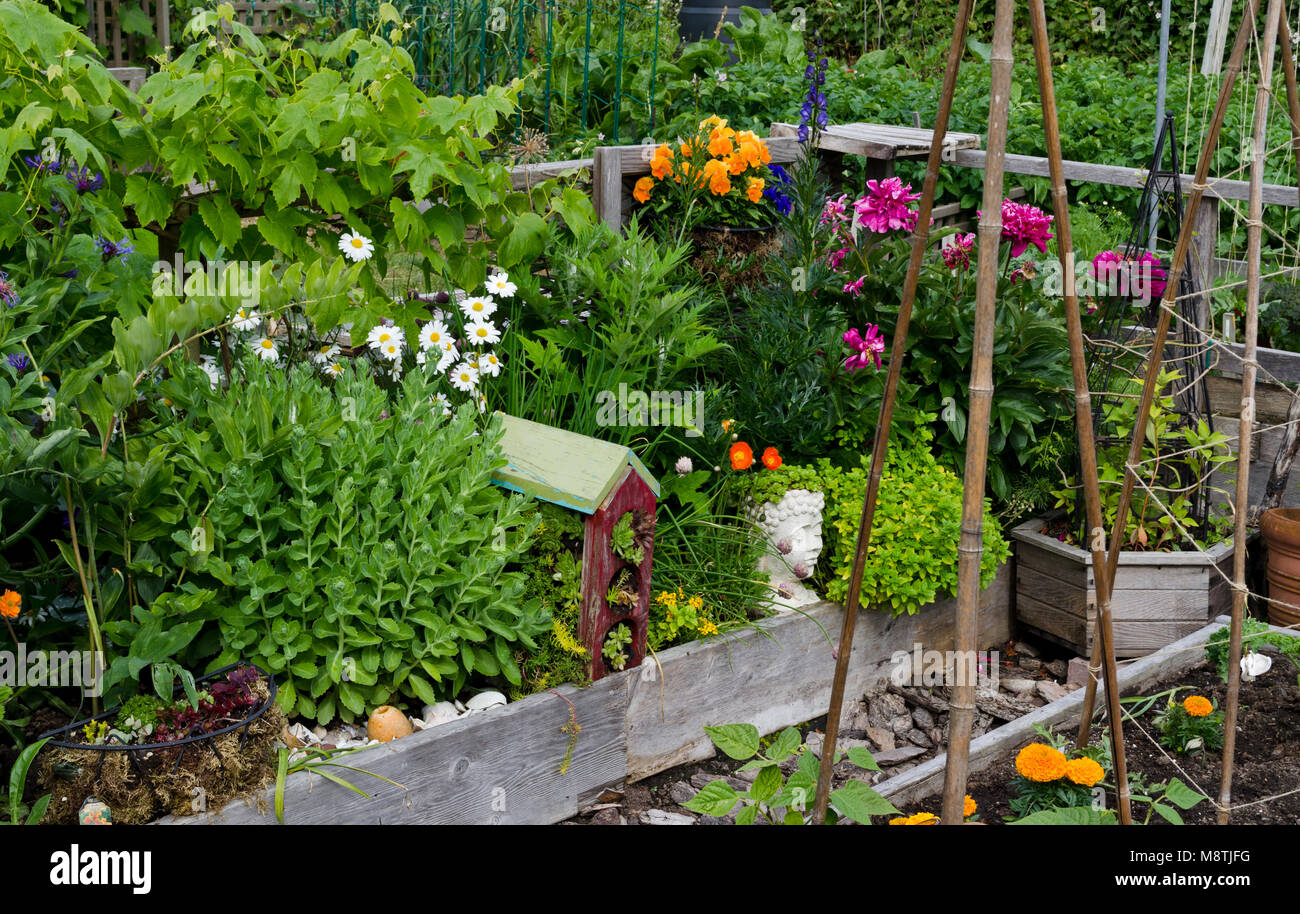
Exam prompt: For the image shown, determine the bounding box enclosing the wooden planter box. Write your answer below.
[1011,516,1235,658]
[161,564,1011,824]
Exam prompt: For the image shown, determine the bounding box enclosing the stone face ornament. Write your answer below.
[752,488,825,610]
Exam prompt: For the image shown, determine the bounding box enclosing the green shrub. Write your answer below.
[815,444,1009,615]
[156,357,547,723]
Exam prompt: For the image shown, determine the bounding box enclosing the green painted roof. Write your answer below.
[490,412,660,514]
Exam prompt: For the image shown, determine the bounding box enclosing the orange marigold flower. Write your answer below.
[1065,756,1105,787]
[747,177,765,203]
[963,795,977,818]
[888,812,939,825]
[633,176,654,204]
[1183,695,1213,717]
[729,441,754,471]
[1014,743,1068,782]
[0,589,19,620]
[761,446,781,469]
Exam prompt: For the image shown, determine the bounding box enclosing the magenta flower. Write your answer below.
[1090,249,1168,301]
[843,276,866,296]
[941,233,975,271]
[843,325,885,373]
[820,194,851,227]
[996,200,1053,258]
[828,245,853,271]
[853,177,921,234]
[1134,251,1168,300]
[1089,250,1123,283]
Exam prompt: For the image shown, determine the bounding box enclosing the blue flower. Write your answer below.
[65,165,104,195]
[23,155,60,173]
[6,353,30,373]
[95,235,134,260]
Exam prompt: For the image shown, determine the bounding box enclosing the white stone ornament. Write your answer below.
[751,488,825,611]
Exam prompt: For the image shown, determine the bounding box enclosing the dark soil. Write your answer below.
[963,661,1300,825]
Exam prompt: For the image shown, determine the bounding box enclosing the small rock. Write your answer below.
[1067,656,1092,688]
[912,708,935,730]
[465,690,507,712]
[669,781,696,807]
[589,807,626,825]
[867,693,907,728]
[890,715,913,735]
[839,699,871,733]
[865,726,895,752]
[872,746,927,766]
[640,809,695,825]
[1014,640,1041,658]
[691,772,748,792]
[905,728,933,749]
[927,726,943,745]
[1018,657,1043,672]
[733,765,760,783]
[421,701,460,727]
[1002,678,1037,696]
[697,815,731,825]
[1045,659,1068,679]
[1037,680,1069,703]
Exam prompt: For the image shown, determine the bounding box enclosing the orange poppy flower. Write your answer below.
[0,589,20,619]
[633,176,654,204]
[761,446,781,469]
[729,441,754,471]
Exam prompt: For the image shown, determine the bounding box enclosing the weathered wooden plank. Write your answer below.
[769,121,980,159]
[165,676,628,825]
[954,148,1300,207]
[591,146,623,230]
[625,564,1012,780]
[1015,563,1087,617]
[509,158,592,190]
[1114,620,1208,656]
[1015,537,1087,586]
[1208,372,1295,422]
[1015,592,1089,647]
[1215,340,1300,385]
[1106,585,1217,621]
[1012,518,1237,566]
[877,617,1231,810]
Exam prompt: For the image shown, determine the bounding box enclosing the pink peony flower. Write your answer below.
[853,177,921,235]
[843,325,885,373]
[941,233,975,271]
[994,199,1053,258]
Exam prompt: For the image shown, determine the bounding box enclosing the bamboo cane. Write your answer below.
[1279,8,1300,201]
[1219,0,1283,825]
[939,0,1015,826]
[1076,0,1261,744]
[808,0,975,825]
[1026,0,1132,825]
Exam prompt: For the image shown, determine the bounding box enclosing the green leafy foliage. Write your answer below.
[1152,697,1225,754]
[1206,618,1300,685]
[816,443,1009,614]
[687,723,899,824]
[153,357,546,723]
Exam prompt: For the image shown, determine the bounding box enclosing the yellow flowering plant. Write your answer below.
[1007,725,1111,821]
[648,588,718,651]
[1153,692,1225,754]
[633,117,782,235]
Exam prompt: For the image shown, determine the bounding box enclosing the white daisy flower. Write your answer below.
[477,350,502,378]
[465,319,501,346]
[230,307,260,332]
[379,340,403,362]
[433,392,452,417]
[384,363,403,381]
[475,393,488,413]
[435,340,459,372]
[415,348,428,366]
[367,324,405,353]
[460,295,497,320]
[311,343,340,365]
[485,273,516,298]
[449,361,479,392]
[254,337,279,362]
[338,230,374,262]
[418,320,450,351]
[325,362,345,377]
[198,355,221,390]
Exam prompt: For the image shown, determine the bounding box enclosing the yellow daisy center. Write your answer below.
[350,238,364,248]
[260,340,273,349]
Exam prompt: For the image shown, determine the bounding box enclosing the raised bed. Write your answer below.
[874,615,1239,811]
[1011,516,1235,657]
[161,564,1010,824]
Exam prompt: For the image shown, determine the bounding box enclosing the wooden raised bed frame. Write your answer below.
[1011,516,1235,658]
[163,565,1010,824]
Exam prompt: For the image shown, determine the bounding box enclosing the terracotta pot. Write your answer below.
[1260,507,1300,627]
